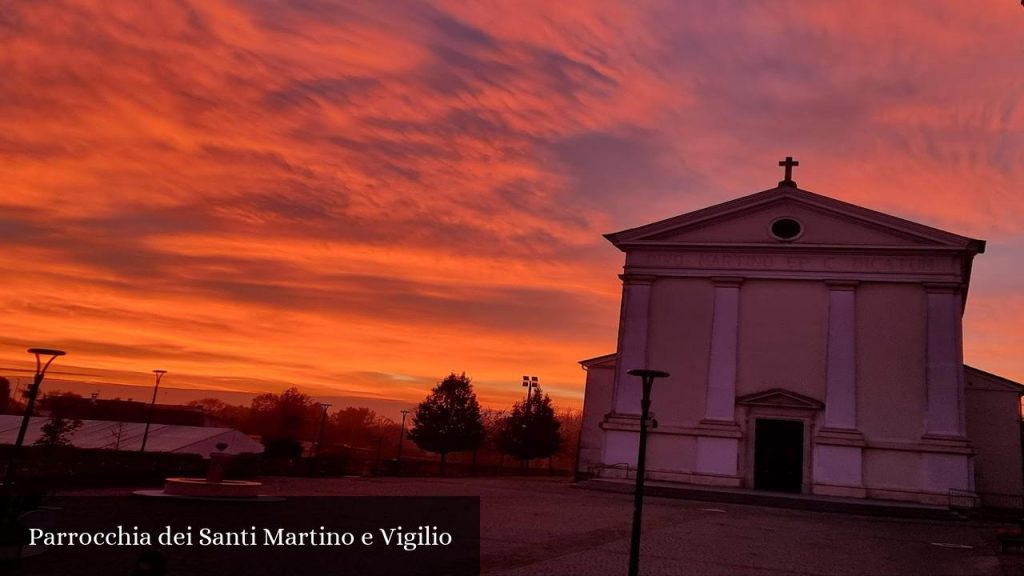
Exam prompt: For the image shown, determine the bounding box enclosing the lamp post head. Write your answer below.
[627,369,670,402]
[27,348,65,358]
[400,409,410,416]
[320,403,331,410]
[626,369,670,379]
[152,370,167,387]
[27,348,66,378]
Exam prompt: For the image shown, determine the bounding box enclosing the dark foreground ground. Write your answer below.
[14,476,1024,575]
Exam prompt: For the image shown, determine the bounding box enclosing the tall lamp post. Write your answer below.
[314,403,331,458]
[521,376,539,471]
[139,369,166,453]
[396,409,410,473]
[3,348,66,489]
[626,368,669,576]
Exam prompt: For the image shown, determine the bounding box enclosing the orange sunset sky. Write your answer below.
[1,1,1022,414]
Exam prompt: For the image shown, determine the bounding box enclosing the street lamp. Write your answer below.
[314,403,331,458]
[626,368,669,576]
[139,369,167,453]
[396,409,410,474]
[3,348,66,488]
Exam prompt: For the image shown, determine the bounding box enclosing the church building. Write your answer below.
[578,160,1023,506]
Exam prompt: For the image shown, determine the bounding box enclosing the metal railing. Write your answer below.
[950,489,1024,512]
[589,462,633,479]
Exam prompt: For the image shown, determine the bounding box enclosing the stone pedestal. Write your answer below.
[207,452,229,483]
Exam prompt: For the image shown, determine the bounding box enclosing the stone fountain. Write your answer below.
[135,443,277,501]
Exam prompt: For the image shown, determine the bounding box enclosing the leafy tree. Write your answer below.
[480,408,508,466]
[249,388,319,457]
[187,398,229,414]
[480,408,507,445]
[261,436,304,459]
[35,391,84,447]
[497,386,562,465]
[557,408,583,469]
[37,391,84,414]
[248,387,318,439]
[35,415,83,447]
[408,373,485,475]
[187,398,250,428]
[330,407,390,449]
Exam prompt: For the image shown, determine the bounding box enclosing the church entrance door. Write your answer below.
[753,419,803,493]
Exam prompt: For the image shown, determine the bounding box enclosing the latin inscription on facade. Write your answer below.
[628,251,959,277]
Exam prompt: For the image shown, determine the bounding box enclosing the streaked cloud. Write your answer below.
[1,0,1021,407]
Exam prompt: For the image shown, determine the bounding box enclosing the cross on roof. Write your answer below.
[778,156,799,187]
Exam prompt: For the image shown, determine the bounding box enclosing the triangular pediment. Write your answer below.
[606,186,984,253]
[736,389,824,410]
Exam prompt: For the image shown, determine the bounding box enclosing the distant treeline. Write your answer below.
[0,374,582,474]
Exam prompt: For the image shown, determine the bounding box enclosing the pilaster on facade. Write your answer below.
[703,277,743,424]
[923,282,967,441]
[612,274,656,415]
[822,280,860,434]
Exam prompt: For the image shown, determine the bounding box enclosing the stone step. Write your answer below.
[577,478,961,520]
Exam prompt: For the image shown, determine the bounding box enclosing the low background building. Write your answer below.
[0,415,263,457]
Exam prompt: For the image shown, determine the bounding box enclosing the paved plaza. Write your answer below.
[255,477,1018,575]
[43,476,1024,575]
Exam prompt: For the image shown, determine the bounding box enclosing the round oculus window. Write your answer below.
[769,217,802,241]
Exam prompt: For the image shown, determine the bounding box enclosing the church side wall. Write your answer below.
[965,380,1023,503]
[579,363,614,476]
[735,280,828,401]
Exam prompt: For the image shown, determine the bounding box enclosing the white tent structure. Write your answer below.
[0,415,263,457]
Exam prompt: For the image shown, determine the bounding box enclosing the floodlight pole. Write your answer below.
[522,375,538,402]
[521,376,538,471]
[396,409,410,473]
[139,369,167,453]
[3,348,66,489]
[626,368,669,576]
[314,403,331,458]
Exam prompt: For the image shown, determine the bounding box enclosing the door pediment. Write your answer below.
[737,389,824,410]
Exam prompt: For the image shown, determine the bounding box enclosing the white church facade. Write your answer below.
[578,163,1023,506]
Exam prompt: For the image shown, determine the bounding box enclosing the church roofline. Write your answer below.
[605,185,986,254]
[965,364,1024,393]
[579,353,616,369]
